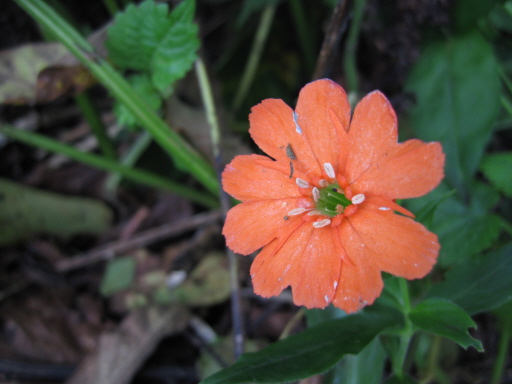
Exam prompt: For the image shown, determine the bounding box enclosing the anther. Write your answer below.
[296,178,310,188]
[319,179,328,187]
[313,219,331,228]
[379,206,390,211]
[323,163,335,179]
[288,207,307,216]
[312,187,320,202]
[351,194,365,205]
[307,210,322,216]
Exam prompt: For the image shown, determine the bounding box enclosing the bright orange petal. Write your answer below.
[332,224,384,313]
[352,140,445,199]
[249,98,321,176]
[347,208,439,279]
[345,91,398,184]
[251,223,342,309]
[222,154,301,201]
[223,198,310,255]
[295,79,351,174]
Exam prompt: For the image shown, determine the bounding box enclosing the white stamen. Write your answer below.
[319,179,328,187]
[288,207,307,216]
[324,295,329,303]
[296,178,310,188]
[313,219,331,228]
[308,210,322,216]
[379,206,390,211]
[323,163,335,179]
[351,194,366,205]
[293,111,303,134]
[312,187,320,202]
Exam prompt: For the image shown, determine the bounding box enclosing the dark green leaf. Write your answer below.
[410,298,483,351]
[106,0,199,94]
[406,182,502,266]
[405,31,500,193]
[428,242,512,314]
[100,257,136,296]
[200,306,402,384]
[481,152,512,197]
[325,338,387,384]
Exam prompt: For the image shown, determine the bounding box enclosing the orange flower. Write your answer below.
[222,79,445,313]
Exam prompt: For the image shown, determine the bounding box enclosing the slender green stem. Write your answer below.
[418,335,442,384]
[343,0,366,95]
[499,217,512,237]
[75,92,117,160]
[232,3,276,113]
[195,57,244,358]
[0,125,217,208]
[490,317,511,384]
[14,0,219,196]
[500,94,512,117]
[289,0,315,75]
[104,130,153,194]
[393,278,414,379]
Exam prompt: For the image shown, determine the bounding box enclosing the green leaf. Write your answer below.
[405,31,500,193]
[480,152,512,197]
[114,73,162,128]
[428,242,512,314]
[406,182,502,266]
[325,338,387,384]
[100,257,136,296]
[410,298,483,351]
[106,0,199,94]
[0,178,112,245]
[200,306,402,384]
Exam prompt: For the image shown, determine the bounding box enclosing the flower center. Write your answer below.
[315,183,353,217]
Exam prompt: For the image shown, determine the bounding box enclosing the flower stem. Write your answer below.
[232,3,276,114]
[343,0,366,95]
[75,92,117,160]
[0,124,218,208]
[393,278,414,379]
[195,57,244,358]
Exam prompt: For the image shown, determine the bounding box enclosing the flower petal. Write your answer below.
[223,198,311,255]
[352,140,445,199]
[345,91,398,183]
[347,208,439,279]
[332,224,384,313]
[249,98,321,176]
[295,79,351,174]
[222,154,302,201]
[251,223,342,309]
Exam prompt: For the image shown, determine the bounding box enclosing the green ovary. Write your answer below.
[316,183,352,217]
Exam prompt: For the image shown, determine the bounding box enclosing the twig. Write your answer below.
[312,0,351,80]
[195,57,245,358]
[56,210,222,272]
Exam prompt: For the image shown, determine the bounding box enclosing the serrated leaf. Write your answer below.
[480,152,512,197]
[428,242,512,314]
[114,73,162,128]
[100,257,136,296]
[200,306,402,384]
[410,298,483,351]
[106,0,199,94]
[405,31,500,193]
